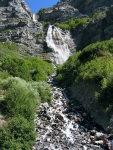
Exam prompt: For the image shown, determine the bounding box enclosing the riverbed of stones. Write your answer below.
[32,75,107,150]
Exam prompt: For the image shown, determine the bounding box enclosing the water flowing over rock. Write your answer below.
[33,14,37,22]
[46,25,74,65]
[32,74,108,150]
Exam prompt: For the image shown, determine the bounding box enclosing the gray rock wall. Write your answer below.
[62,0,113,14]
[70,80,113,133]
[72,6,113,51]
[38,2,85,24]
[0,0,44,55]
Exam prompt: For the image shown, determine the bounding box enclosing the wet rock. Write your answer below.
[32,75,104,150]
[55,113,64,122]
[95,132,105,140]
[43,114,51,120]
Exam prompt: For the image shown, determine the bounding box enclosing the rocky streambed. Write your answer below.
[32,74,107,150]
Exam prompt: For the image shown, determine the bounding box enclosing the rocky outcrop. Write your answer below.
[38,2,86,24]
[71,5,113,51]
[70,80,113,134]
[38,0,113,24]
[0,0,44,55]
[37,0,113,52]
[62,0,113,14]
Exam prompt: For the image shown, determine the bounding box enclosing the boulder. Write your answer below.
[95,132,105,140]
[55,113,64,122]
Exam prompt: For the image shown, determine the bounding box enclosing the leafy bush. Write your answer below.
[0,77,53,150]
[55,18,90,30]
[0,42,24,61]
[0,116,36,150]
[56,39,113,111]
[29,57,54,81]
[1,56,54,82]
[1,56,31,81]
[0,42,54,82]
[0,77,40,120]
[31,82,53,103]
[0,42,54,150]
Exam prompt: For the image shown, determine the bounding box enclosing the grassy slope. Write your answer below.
[0,42,54,150]
[56,39,113,114]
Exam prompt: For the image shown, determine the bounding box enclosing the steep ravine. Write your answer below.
[32,74,107,150]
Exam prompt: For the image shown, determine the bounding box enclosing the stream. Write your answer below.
[32,74,105,150]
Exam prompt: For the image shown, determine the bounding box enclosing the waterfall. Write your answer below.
[46,25,71,65]
[33,14,36,22]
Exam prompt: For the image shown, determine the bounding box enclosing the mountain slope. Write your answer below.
[0,0,44,55]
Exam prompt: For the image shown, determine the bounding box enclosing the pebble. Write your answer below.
[32,75,106,150]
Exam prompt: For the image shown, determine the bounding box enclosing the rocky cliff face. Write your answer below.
[62,0,113,14]
[38,2,85,23]
[38,0,113,51]
[72,5,113,50]
[0,0,44,55]
[38,0,113,24]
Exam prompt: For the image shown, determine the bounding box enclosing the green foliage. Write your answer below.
[0,116,35,150]
[78,39,113,63]
[29,57,54,81]
[0,42,54,82]
[56,52,81,86]
[0,71,10,79]
[0,77,53,150]
[55,18,90,30]
[56,38,113,111]
[0,42,54,150]
[1,55,54,82]
[1,56,31,81]
[0,77,40,120]
[31,82,53,103]
[92,12,106,20]
[55,12,106,31]
[0,42,21,61]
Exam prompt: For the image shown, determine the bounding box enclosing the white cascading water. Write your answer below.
[46,25,71,65]
[33,14,37,22]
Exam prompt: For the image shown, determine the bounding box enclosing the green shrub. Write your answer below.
[29,57,54,81]
[0,116,36,150]
[0,42,24,61]
[1,56,54,82]
[1,56,31,81]
[55,18,90,30]
[0,77,53,150]
[0,42,54,82]
[31,82,53,103]
[0,77,40,120]
[78,39,113,63]
[56,39,113,111]
[0,42,54,150]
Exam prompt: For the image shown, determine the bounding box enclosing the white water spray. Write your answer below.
[46,25,71,65]
[33,14,37,22]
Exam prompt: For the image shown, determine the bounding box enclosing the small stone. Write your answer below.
[95,132,105,140]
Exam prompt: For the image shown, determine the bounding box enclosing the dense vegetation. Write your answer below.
[0,42,54,150]
[55,18,90,31]
[56,38,113,113]
[55,11,106,31]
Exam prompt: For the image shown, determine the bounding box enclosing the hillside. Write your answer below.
[0,0,113,149]
[56,39,113,131]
